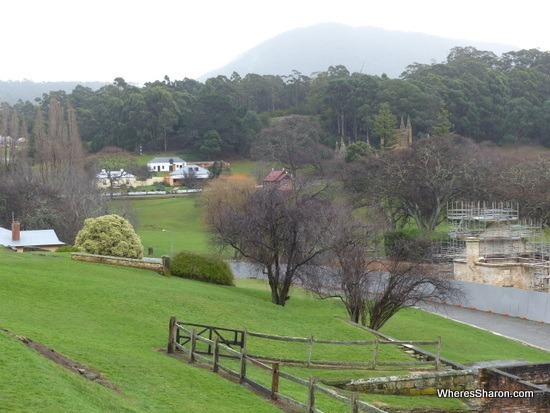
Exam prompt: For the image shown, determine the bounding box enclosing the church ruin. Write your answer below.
[447,202,549,292]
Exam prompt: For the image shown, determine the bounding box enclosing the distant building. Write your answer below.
[0,221,64,252]
[164,164,210,186]
[147,157,186,172]
[262,169,293,190]
[396,116,413,149]
[96,169,137,188]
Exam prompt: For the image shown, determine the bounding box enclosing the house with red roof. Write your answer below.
[262,169,294,190]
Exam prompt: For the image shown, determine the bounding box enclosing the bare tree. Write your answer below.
[345,135,486,231]
[302,212,385,325]
[0,97,105,243]
[365,237,462,330]
[251,115,332,176]
[88,146,136,198]
[303,221,462,330]
[181,168,199,189]
[207,185,338,306]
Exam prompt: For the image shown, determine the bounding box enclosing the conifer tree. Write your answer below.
[373,103,398,150]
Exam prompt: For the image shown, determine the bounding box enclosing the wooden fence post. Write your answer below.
[435,336,442,370]
[213,335,220,373]
[271,362,279,400]
[350,392,359,413]
[307,376,316,413]
[189,328,196,364]
[239,329,247,384]
[162,255,171,277]
[307,335,314,368]
[167,316,177,354]
[372,338,379,369]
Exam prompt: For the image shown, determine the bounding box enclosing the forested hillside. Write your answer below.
[200,23,515,80]
[0,80,107,105]
[2,46,548,157]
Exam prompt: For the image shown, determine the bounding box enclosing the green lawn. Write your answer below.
[124,196,210,257]
[1,249,548,412]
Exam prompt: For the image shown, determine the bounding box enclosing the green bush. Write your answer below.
[170,251,234,286]
[384,229,432,262]
[75,214,143,259]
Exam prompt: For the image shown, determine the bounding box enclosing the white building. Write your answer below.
[96,169,137,188]
[147,157,186,172]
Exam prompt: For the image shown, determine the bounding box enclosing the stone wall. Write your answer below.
[454,258,537,290]
[453,237,547,291]
[330,370,477,396]
[71,253,164,274]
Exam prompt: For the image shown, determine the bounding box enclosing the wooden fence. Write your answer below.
[168,318,443,412]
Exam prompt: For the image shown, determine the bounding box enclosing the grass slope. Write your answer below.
[1,250,548,412]
[128,196,210,257]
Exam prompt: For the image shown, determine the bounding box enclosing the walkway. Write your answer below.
[420,302,550,352]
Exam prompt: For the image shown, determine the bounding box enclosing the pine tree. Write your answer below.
[374,103,398,150]
[432,102,453,137]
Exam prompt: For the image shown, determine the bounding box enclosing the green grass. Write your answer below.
[382,307,549,364]
[0,332,135,412]
[125,196,210,257]
[225,159,257,176]
[0,250,279,413]
[1,249,548,412]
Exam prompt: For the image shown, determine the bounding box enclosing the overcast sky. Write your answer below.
[2,0,549,84]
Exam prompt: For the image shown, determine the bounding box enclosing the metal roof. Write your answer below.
[169,165,210,178]
[147,157,185,164]
[0,227,65,248]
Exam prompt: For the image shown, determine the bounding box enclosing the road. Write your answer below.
[420,302,550,352]
[228,261,550,352]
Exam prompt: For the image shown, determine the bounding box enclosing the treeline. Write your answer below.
[3,46,550,156]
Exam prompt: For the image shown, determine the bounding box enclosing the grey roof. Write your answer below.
[169,165,210,178]
[147,157,185,164]
[0,227,65,248]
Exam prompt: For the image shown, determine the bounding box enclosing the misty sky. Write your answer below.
[2,0,549,83]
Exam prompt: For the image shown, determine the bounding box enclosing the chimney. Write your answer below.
[12,221,20,241]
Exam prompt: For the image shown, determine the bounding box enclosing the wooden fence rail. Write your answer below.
[167,318,446,412]
[170,319,442,371]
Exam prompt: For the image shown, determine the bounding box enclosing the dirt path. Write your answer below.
[1,327,120,392]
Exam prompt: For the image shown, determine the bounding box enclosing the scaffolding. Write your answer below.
[446,201,550,292]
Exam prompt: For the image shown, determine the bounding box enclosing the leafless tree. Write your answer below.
[488,152,550,226]
[0,98,105,243]
[87,146,136,198]
[207,185,338,306]
[364,237,463,330]
[251,115,332,176]
[303,219,463,330]
[181,168,199,189]
[345,135,487,231]
[301,211,385,325]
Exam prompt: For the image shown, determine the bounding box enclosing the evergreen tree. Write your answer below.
[199,130,222,160]
[373,103,398,150]
[432,102,453,137]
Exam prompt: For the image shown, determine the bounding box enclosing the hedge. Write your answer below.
[171,251,234,286]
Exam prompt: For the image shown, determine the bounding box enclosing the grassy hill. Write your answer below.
[1,248,548,412]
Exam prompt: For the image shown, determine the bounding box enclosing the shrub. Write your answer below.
[75,214,143,259]
[170,251,234,286]
[384,229,432,262]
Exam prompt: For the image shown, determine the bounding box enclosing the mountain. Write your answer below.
[0,80,108,105]
[200,23,517,80]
